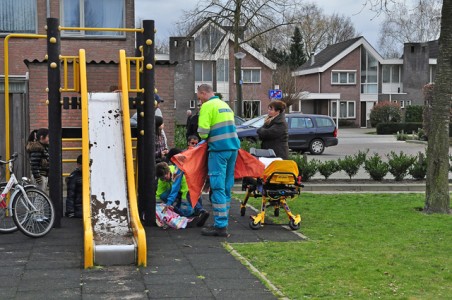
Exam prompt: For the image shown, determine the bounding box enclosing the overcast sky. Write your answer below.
[135,0,385,52]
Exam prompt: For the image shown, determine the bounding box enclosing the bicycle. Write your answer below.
[0,152,55,237]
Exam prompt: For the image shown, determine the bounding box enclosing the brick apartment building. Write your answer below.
[292,37,438,128]
[0,0,179,175]
[1,3,277,177]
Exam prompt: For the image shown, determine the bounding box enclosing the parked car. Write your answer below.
[236,113,338,155]
[236,115,266,129]
[234,115,245,126]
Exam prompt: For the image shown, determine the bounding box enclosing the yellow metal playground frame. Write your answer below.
[3,26,147,268]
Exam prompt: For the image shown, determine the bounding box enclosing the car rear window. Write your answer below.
[290,117,314,129]
[315,117,334,127]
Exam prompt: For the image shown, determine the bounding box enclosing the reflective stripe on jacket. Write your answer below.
[198,96,240,151]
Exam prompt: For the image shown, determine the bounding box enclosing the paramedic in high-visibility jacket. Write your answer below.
[197,84,240,237]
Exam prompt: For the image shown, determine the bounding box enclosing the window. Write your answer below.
[189,100,196,109]
[430,65,436,83]
[0,0,36,34]
[331,101,355,119]
[316,117,334,127]
[216,59,229,82]
[242,69,261,83]
[361,49,378,94]
[290,117,314,129]
[195,61,213,81]
[395,100,412,108]
[331,71,356,84]
[61,0,125,37]
[194,25,223,53]
[382,65,401,83]
[243,100,260,119]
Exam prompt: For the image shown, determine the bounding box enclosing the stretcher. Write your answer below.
[240,148,303,230]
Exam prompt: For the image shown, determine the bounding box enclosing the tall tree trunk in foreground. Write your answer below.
[425,0,451,214]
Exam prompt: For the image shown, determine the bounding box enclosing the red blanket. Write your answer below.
[171,144,265,207]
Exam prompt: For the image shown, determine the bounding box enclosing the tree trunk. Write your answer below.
[234,0,243,117]
[425,0,452,214]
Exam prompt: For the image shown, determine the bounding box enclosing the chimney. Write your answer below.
[310,52,315,66]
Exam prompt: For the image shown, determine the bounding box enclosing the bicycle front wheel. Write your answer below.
[12,187,55,238]
[0,183,18,233]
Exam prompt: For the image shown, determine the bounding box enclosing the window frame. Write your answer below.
[331,70,356,85]
[290,117,314,129]
[216,58,229,82]
[242,100,261,119]
[60,0,126,38]
[194,24,224,53]
[361,49,378,94]
[331,101,356,119]
[0,0,37,35]
[195,61,214,82]
[429,65,436,83]
[236,68,261,84]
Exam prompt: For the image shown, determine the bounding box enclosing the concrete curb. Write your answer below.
[301,183,428,193]
[234,183,452,193]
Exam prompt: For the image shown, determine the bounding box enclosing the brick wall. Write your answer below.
[320,47,361,101]
[1,0,136,76]
[228,42,275,115]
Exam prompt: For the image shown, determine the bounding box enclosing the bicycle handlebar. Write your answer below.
[0,152,18,165]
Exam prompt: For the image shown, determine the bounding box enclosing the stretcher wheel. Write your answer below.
[240,206,246,216]
[289,219,300,230]
[249,220,261,230]
[274,208,280,217]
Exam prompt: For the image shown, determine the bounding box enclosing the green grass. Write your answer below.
[231,193,452,299]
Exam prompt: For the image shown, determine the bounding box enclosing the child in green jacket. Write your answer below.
[155,162,209,227]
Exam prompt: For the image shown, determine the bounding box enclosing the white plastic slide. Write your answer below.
[87,92,136,265]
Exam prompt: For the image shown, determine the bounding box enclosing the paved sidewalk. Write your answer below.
[0,197,302,299]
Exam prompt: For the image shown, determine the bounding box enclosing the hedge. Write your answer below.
[376,122,423,134]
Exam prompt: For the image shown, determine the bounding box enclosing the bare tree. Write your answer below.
[292,3,329,57]
[178,0,297,117]
[273,65,303,109]
[367,0,450,214]
[377,0,442,57]
[325,14,359,46]
[287,4,358,58]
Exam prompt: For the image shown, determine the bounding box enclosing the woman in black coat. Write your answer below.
[256,100,289,159]
[26,128,50,191]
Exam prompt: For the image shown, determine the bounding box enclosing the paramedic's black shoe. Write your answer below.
[201,225,229,237]
[196,211,210,227]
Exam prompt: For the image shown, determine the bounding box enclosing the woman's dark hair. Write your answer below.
[268,100,286,113]
[165,148,182,163]
[28,128,49,142]
[155,116,163,135]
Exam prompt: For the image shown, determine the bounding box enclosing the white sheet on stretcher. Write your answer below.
[259,157,282,169]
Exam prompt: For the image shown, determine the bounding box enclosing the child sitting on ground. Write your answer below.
[155,160,209,227]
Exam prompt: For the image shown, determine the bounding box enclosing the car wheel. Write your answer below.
[309,139,325,155]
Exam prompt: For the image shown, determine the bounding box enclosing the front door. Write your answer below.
[360,101,367,128]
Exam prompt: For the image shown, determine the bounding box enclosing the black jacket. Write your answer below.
[25,141,49,182]
[257,113,289,159]
[186,113,200,140]
[66,168,83,218]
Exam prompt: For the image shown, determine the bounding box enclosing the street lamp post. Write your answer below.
[234,51,246,117]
